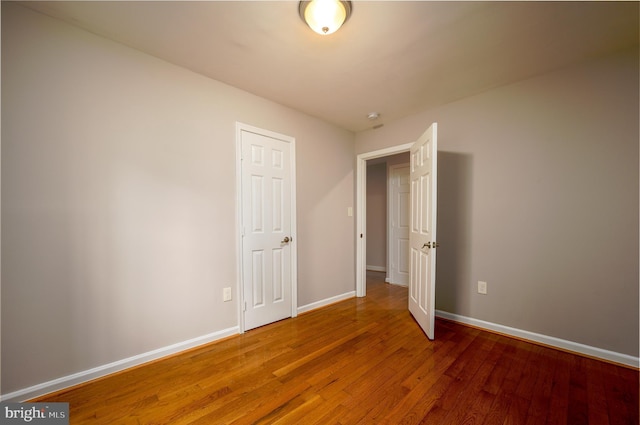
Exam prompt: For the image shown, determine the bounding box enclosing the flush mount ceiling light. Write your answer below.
[299,0,352,35]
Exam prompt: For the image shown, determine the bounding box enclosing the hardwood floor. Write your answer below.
[34,271,639,424]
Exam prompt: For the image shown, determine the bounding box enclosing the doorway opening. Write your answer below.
[356,143,412,297]
[357,124,438,339]
[366,154,411,287]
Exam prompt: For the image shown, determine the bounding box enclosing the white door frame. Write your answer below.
[356,142,412,297]
[236,122,298,333]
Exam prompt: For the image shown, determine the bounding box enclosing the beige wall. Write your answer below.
[356,48,639,357]
[1,3,355,394]
[366,163,386,270]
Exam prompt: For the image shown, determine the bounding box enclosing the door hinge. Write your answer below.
[243,302,247,312]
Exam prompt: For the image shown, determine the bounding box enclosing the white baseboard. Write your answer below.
[1,327,239,402]
[298,291,356,314]
[366,265,386,272]
[435,310,639,369]
[8,307,635,403]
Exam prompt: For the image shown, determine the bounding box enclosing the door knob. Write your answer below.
[281,236,291,243]
[422,242,431,249]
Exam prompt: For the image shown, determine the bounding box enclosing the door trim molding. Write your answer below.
[235,122,298,333]
[356,143,412,297]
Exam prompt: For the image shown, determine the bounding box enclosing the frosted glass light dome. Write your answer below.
[300,0,352,35]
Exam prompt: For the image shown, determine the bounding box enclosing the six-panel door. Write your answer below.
[241,130,293,331]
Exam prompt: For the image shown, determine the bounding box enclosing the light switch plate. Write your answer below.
[478,281,487,295]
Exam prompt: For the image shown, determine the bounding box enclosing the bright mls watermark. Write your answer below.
[0,403,68,424]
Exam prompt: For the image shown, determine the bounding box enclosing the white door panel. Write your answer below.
[409,123,438,340]
[388,164,410,286]
[240,127,295,331]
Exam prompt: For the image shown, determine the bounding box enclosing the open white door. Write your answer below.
[409,123,438,339]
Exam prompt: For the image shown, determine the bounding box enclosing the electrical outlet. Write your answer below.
[223,287,232,302]
[478,281,487,295]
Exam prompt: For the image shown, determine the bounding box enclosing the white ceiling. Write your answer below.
[21,1,639,133]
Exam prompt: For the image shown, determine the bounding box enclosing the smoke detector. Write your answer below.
[367,112,380,121]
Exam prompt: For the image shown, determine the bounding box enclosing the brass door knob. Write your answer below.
[281,236,291,243]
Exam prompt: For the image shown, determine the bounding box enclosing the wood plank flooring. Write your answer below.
[34,271,639,424]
